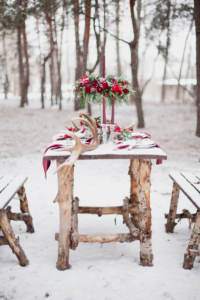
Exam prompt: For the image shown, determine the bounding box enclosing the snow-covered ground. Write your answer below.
[0,97,200,300]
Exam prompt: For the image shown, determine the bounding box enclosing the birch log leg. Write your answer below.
[0,210,29,266]
[183,211,200,269]
[17,186,34,233]
[129,159,140,227]
[71,197,79,250]
[165,182,180,233]
[55,160,74,270]
[129,159,153,266]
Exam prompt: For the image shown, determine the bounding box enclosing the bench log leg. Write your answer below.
[165,182,180,233]
[55,162,74,271]
[183,211,200,269]
[0,210,29,266]
[129,159,153,266]
[17,186,34,233]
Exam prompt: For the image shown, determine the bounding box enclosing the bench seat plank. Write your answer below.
[181,172,200,194]
[0,176,14,194]
[169,171,200,209]
[0,176,27,209]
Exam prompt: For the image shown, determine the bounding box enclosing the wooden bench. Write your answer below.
[165,171,200,269]
[0,175,34,266]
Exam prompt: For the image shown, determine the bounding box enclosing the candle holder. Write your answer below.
[101,123,116,144]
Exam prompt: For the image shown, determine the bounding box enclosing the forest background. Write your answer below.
[0,0,199,136]
[1,2,200,299]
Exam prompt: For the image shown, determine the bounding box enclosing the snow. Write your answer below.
[45,143,167,159]
[0,97,200,300]
[158,78,196,86]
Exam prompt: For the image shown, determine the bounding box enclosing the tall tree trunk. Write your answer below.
[35,14,44,108]
[53,11,63,110]
[74,0,91,112]
[57,0,67,111]
[41,59,46,109]
[17,26,26,108]
[115,0,121,76]
[100,0,107,76]
[176,20,193,100]
[89,0,101,74]
[129,0,145,128]
[83,0,91,115]
[21,22,29,105]
[194,0,200,137]
[45,12,56,106]
[161,0,171,103]
[40,50,53,109]
[83,0,91,73]
[2,31,9,99]
[74,0,83,111]
[130,43,145,128]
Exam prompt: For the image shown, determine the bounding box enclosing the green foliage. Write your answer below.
[145,0,194,57]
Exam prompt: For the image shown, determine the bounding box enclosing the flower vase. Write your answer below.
[101,123,116,144]
[108,124,116,143]
[101,123,108,144]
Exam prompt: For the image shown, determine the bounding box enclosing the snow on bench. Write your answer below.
[169,171,200,209]
[0,175,28,209]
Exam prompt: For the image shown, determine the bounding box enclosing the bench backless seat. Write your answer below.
[0,175,34,266]
[165,171,200,269]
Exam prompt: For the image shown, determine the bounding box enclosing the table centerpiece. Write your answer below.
[74,74,134,143]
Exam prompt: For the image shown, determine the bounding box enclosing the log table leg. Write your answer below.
[165,182,180,233]
[183,211,200,269]
[129,159,153,266]
[55,161,74,270]
[0,210,29,266]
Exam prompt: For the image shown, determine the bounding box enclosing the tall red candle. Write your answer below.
[102,97,106,124]
[111,96,115,124]
[102,54,106,124]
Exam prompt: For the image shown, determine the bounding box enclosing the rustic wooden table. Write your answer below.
[44,144,167,270]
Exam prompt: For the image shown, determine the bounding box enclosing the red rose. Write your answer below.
[92,79,98,87]
[111,84,119,93]
[79,82,84,87]
[102,81,109,90]
[123,88,129,94]
[118,86,123,92]
[85,86,91,93]
[97,86,102,93]
[75,89,79,93]
[81,76,90,84]
[112,78,117,84]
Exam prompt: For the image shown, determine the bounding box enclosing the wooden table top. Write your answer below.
[44,143,167,161]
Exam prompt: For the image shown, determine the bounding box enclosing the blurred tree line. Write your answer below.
[0,0,199,136]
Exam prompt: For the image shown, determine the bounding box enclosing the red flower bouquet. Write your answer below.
[75,74,134,105]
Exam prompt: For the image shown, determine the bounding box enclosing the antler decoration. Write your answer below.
[126,122,135,131]
[55,113,99,174]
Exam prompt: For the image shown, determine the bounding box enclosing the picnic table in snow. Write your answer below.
[44,140,167,270]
